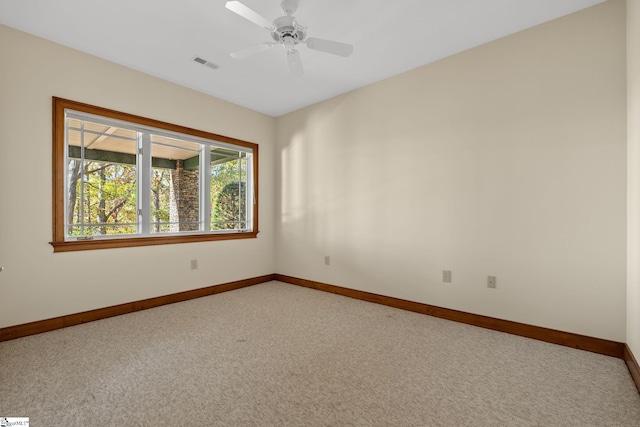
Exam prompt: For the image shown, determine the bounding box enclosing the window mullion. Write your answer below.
[79,121,86,237]
[202,146,211,231]
[139,132,151,236]
[237,153,242,230]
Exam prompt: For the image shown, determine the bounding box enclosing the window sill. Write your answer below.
[50,231,259,252]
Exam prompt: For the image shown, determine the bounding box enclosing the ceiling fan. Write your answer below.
[225,0,354,77]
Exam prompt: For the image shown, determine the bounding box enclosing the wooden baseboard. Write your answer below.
[275,274,625,359]
[2,272,630,367]
[0,274,276,342]
[624,345,640,393]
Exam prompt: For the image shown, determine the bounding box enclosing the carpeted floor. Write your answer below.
[1,281,639,426]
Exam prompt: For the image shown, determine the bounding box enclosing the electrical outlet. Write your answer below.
[191,259,198,270]
[487,276,497,288]
[443,270,452,283]
[325,256,330,266]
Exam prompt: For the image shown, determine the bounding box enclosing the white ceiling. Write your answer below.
[0,0,606,117]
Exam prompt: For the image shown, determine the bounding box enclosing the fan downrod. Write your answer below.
[280,0,299,15]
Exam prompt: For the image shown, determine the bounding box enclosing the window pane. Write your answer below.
[66,120,138,238]
[211,149,248,231]
[150,168,172,233]
[150,135,200,233]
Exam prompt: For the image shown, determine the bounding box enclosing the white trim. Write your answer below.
[139,133,151,236]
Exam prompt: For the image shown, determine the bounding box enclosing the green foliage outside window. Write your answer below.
[210,158,247,230]
[67,156,247,236]
[214,182,246,230]
[67,160,137,236]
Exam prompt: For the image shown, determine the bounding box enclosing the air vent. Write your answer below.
[192,56,219,70]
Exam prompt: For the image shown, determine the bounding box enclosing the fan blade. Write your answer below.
[305,37,353,57]
[287,50,304,77]
[230,43,273,59]
[225,1,275,30]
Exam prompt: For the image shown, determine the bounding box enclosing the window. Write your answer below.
[52,97,258,252]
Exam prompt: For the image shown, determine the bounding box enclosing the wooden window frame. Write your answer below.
[51,97,259,252]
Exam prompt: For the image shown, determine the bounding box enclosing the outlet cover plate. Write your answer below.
[487,276,497,288]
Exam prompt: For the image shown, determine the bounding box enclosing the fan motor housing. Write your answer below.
[271,15,305,44]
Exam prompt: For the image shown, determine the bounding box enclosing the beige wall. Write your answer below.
[628,0,640,356]
[0,24,276,328]
[276,0,627,341]
[0,1,632,345]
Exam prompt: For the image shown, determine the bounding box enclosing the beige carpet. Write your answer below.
[1,281,639,426]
